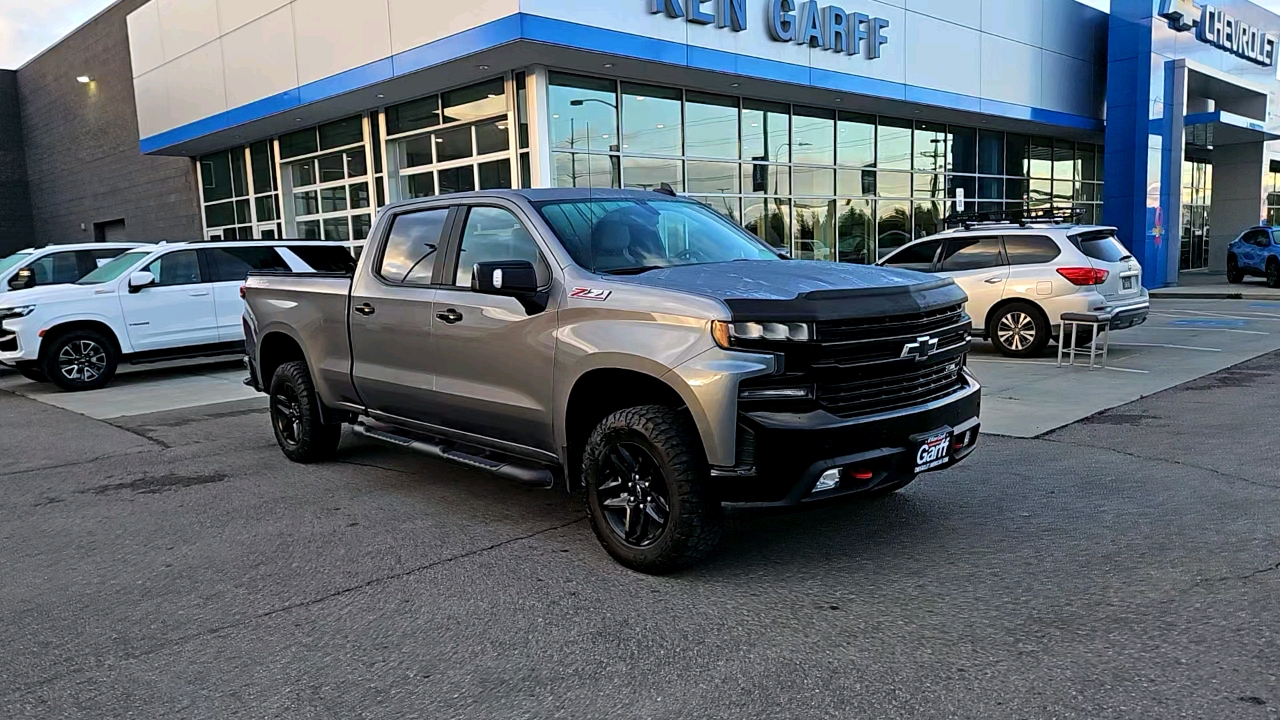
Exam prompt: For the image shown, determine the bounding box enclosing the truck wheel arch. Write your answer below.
[563,368,708,484]
[257,331,310,387]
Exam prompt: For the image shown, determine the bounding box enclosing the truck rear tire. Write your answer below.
[269,360,342,463]
[583,405,723,574]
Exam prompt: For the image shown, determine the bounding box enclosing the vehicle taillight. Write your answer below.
[239,284,247,299]
[1057,267,1109,286]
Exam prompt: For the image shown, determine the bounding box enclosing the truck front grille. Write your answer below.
[738,304,971,419]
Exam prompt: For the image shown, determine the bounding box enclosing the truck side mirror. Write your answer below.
[127,271,156,293]
[471,260,546,314]
[7,268,34,291]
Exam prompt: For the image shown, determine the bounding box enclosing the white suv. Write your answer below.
[880,221,1150,357]
[0,243,141,293]
[0,240,354,391]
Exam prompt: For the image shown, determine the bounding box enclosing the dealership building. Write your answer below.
[3,0,1280,287]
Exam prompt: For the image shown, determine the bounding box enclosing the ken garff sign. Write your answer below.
[649,0,891,59]
[1159,0,1278,67]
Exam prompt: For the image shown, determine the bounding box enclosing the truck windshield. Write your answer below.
[76,250,150,285]
[0,252,32,276]
[534,199,780,274]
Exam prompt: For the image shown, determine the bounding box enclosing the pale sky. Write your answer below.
[5,0,1280,69]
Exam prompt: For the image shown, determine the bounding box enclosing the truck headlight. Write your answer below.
[712,320,813,348]
[0,305,35,321]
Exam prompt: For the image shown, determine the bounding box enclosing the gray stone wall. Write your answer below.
[15,0,202,247]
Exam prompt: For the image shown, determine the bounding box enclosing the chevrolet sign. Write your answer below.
[1159,0,1278,67]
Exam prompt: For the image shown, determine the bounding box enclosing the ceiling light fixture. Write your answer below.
[76,75,92,83]
[477,64,490,70]
[603,63,614,68]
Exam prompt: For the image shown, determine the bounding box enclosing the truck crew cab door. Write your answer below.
[426,203,559,455]
[348,206,452,422]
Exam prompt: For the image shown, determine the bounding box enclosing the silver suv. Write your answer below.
[243,190,982,573]
[880,216,1150,357]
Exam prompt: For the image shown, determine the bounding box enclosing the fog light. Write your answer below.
[813,468,841,493]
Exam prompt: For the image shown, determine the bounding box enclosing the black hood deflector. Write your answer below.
[612,260,968,321]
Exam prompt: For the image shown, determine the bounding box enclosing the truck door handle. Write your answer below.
[353,303,376,316]
[436,308,463,324]
[984,277,1004,284]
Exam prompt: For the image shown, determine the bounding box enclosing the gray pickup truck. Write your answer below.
[243,189,981,573]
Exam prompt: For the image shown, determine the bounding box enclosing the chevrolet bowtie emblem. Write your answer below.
[1160,0,1200,32]
[901,336,940,362]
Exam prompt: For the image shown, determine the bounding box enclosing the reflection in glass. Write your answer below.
[793,107,835,165]
[386,95,440,135]
[255,195,277,221]
[297,220,320,239]
[478,159,512,189]
[1029,179,1052,207]
[691,196,740,223]
[349,182,370,209]
[475,119,510,155]
[978,130,1004,176]
[686,161,739,194]
[1006,134,1030,177]
[622,156,683,192]
[318,154,345,183]
[553,152,620,188]
[836,199,874,264]
[1006,178,1028,203]
[914,122,946,173]
[742,100,790,163]
[1054,139,1077,181]
[949,127,976,174]
[742,164,789,195]
[1078,143,1097,182]
[837,112,875,168]
[1052,180,1073,206]
[290,161,315,188]
[294,191,318,217]
[622,83,682,156]
[978,176,1004,200]
[794,199,835,261]
[442,78,505,123]
[913,173,944,198]
[318,116,362,150]
[1029,137,1053,178]
[743,197,790,250]
[948,175,976,206]
[353,214,372,241]
[793,167,835,196]
[878,200,911,258]
[435,126,473,163]
[685,91,738,159]
[402,136,435,168]
[438,166,476,194]
[323,217,350,241]
[837,168,875,197]
[320,187,347,213]
[404,172,435,199]
[346,150,367,178]
[877,170,911,198]
[878,117,912,170]
[914,201,942,239]
[549,73,617,152]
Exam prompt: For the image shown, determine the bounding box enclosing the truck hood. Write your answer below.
[610,260,968,321]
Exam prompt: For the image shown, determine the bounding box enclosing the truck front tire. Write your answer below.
[42,329,118,392]
[269,360,342,463]
[583,405,723,574]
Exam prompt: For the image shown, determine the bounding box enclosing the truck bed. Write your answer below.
[244,271,359,408]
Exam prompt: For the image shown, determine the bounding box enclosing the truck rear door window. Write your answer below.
[380,208,450,285]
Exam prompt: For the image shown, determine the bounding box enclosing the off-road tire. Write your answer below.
[1268,259,1280,289]
[269,360,342,463]
[41,328,117,392]
[990,302,1050,358]
[583,405,723,574]
[1226,255,1244,284]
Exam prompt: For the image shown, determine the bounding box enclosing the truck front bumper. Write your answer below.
[710,370,981,506]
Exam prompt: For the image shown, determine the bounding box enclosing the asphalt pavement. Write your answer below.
[1,354,1278,718]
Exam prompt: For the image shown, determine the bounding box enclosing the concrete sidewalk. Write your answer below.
[1150,270,1280,300]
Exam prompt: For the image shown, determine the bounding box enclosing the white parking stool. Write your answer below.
[1058,312,1113,370]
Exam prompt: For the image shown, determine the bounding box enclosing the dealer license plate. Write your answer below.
[912,428,953,473]
[1122,277,1135,290]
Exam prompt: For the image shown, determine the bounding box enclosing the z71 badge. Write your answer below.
[570,287,612,301]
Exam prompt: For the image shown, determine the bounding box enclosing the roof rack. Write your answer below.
[944,207,1087,230]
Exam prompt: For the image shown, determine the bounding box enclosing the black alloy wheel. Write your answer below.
[596,441,672,548]
[1268,260,1280,289]
[42,329,117,391]
[272,383,304,449]
[1227,256,1244,284]
[583,405,722,573]
[268,360,342,463]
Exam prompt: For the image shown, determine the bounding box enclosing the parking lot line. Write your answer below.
[1109,342,1222,352]
[1154,309,1280,321]
[968,358,1151,374]
[1144,326,1270,335]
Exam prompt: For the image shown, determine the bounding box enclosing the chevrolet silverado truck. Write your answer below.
[243,189,981,573]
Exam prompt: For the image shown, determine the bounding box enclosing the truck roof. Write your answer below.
[380,188,693,212]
